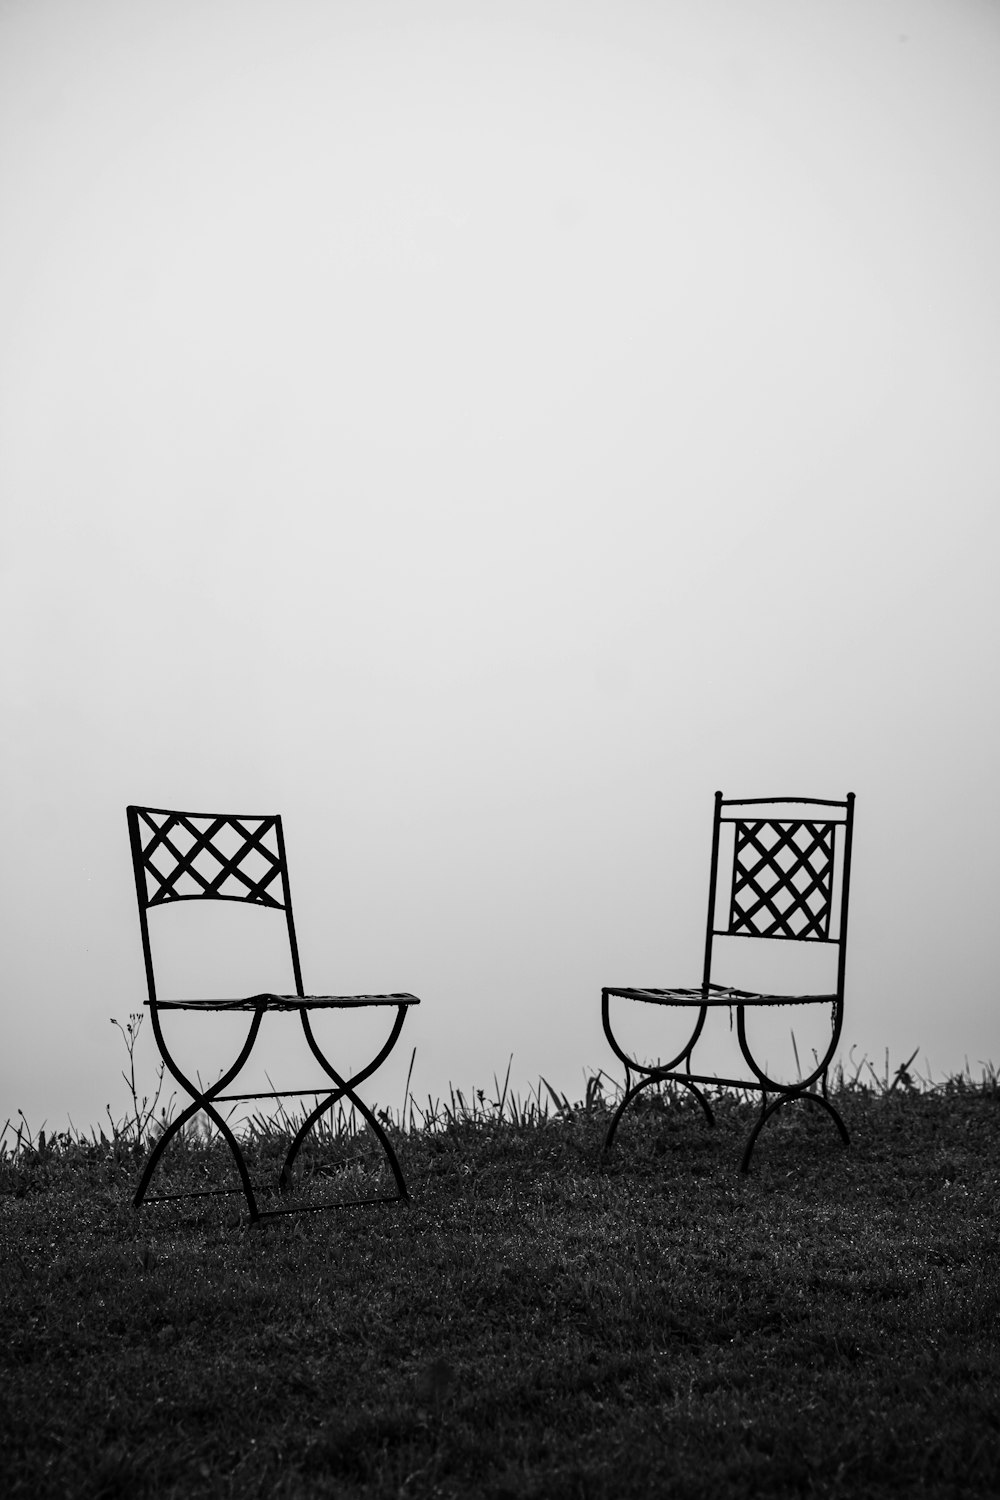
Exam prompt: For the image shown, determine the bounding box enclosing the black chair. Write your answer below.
[602,792,856,1172]
[126,805,419,1220]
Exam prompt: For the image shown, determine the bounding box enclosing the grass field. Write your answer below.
[2,1056,999,1499]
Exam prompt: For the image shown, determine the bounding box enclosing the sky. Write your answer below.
[2,0,999,1141]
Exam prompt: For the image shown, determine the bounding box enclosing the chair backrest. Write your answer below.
[126,805,304,1004]
[702,792,855,998]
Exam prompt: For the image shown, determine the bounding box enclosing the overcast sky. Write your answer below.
[2,0,999,1140]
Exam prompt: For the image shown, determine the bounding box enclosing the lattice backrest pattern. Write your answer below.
[133,808,287,909]
[728,819,836,939]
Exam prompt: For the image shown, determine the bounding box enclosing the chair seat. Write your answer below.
[147,992,421,1012]
[603,984,836,1008]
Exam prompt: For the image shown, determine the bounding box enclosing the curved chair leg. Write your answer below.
[602,1074,655,1155]
[134,1097,262,1219]
[600,992,713,1156]
[739,1089,850,1174]
[135,1005,265,1220]
[133,1097,207,1206]
[278,1085,408,1201]
[602,1071,714,1155]
[278,1006,410,1202]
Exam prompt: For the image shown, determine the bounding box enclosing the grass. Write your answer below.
[1,1050,999,1499]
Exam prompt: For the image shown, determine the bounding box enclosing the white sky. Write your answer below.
[2,0,999,1138]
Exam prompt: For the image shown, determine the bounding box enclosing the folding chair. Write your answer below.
[126,805,420,1220]
[602,792,856,1172]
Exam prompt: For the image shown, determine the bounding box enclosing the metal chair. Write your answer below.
[126,805,420,1220]
[602,792,856,1172]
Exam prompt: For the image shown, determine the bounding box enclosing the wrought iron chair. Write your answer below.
[126,805,420,1220]
[602,792,856,1172]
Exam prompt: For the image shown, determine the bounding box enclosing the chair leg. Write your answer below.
[739,1089,850,1174]
[132,1098,199,1207]
[602,1074,657,1154]
[278,1086,408,1202]
[603,1071,715,1155]
[601,997,714,1155]
[133,1096,261,1221]
[136,1005,265,1220]
[274,1006,410,1206]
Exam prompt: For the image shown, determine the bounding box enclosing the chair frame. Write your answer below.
[602,791,856,1172]
[126,804,419,1221]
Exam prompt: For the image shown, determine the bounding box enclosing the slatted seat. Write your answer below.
[126,805,420,1221]
[602,792,856,1172]
[151,993,417,1011]
[608,984,836,1007]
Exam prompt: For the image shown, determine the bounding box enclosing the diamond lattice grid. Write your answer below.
[139,812,285,908]
[728,820,835,938]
